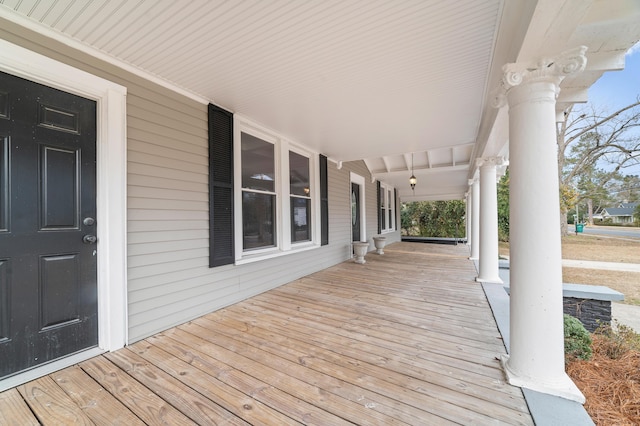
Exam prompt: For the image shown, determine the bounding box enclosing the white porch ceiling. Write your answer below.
[1,0,639,201]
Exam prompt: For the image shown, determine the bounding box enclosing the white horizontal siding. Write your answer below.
[125,102,374,341]
[127,219,209,233]
[0,22,385,344]
[128,174,208,193]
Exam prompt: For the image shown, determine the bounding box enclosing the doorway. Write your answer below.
[0,71,98,378]
[0,39,127,390]
[350,172,366,243]
[351,182,361,241]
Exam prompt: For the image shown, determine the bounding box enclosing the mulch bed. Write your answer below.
[567,331,640,425]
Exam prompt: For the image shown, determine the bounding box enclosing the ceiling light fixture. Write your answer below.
[409,153,417,193]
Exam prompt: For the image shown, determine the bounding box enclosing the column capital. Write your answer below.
[476,156,506,168]
[492,46,587,108]
[468,178,477,187]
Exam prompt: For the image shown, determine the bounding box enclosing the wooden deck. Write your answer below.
[0,242,533,425]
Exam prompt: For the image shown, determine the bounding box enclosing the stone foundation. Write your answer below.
[503,281,624,333]
[563,297,611,332]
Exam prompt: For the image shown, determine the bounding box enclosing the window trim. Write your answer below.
[239,131,277,253]
[234,116,320,264]
[288,149,313,245]
[379,182,396,234]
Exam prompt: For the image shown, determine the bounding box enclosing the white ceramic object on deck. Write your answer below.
[352,242,369,264]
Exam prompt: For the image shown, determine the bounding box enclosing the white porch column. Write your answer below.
[494,47,587,402]
[465,191,471,245]
[476,157,503,284]
[469,178,480,260]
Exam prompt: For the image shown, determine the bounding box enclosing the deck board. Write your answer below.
[0,388,39,425]
[0,242,534,425]
[18,376,93,425]
[80,356,198,425]
[50,365,146,426]
[104,348,249,425]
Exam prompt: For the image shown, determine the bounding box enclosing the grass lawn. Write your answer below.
[499,235,640,306]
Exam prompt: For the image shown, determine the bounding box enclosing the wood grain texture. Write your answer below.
[0,243,534,425]
[51,365,145,426]
[18,376,93,425]
[105,348,249,426]
[0,388,39,425]
[80,356,197,425]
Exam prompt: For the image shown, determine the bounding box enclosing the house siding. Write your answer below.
[0,22,400,343]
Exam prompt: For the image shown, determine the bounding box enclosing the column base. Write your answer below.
[476,276,503,284]
[501,354,585,403]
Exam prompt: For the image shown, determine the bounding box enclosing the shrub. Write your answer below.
[566,321,640,424]
[564,314,593,361]
[593,320,640,359]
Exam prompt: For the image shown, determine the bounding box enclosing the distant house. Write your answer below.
[591,208,604,221]
[602,202,639,224]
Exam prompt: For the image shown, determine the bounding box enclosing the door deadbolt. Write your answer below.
[83,234,97,244]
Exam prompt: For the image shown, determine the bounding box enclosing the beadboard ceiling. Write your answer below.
[2,0,639,201]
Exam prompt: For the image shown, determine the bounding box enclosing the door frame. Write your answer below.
[0,39,127,390]
[350,172,366,243]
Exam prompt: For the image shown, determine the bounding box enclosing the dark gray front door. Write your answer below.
[0,71,98,379]
[351,182,361,242]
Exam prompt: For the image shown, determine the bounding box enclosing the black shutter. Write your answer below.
[395,188,399,230]
[377,181,382,234]
[209,104,234,267]
[320,154,329,246]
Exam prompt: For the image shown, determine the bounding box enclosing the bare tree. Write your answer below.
[557,98,640,234]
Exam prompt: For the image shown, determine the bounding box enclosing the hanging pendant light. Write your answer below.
[409,153,417,193]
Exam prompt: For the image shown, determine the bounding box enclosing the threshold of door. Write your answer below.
[0,347,105,392]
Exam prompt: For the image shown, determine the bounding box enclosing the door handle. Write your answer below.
[83,234,97,244]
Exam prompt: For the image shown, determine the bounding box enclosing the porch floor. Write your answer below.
[0,242,533,425]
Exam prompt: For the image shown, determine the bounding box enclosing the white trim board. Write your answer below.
[0,39,128,391]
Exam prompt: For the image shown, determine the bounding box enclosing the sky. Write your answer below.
[587,43,640,111]
[585,42,640,178]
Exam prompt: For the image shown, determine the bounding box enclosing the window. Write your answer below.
[379,182,396,233]
[235,117,319,262]
[388,189,393,229]
[290,151,311,243]
[241,132,276,250]
[379,185,385,230]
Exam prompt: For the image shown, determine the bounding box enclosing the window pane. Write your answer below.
[242,192,276,250]
[242,132,275,192]
[289,151,310,196]
[388,190,393,229]
[291,197,311,242]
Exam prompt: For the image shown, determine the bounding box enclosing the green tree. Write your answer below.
[557,99,640,235]
[401,200,465,238]
[610,174,640,203]
[635,203,640,225]
[560,184,579,224]
[575,166,617,225]
[497,169,510,241]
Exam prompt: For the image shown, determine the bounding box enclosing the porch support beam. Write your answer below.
[494,46,587,403]
[476,157,504,284]
[468,178,479,260]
